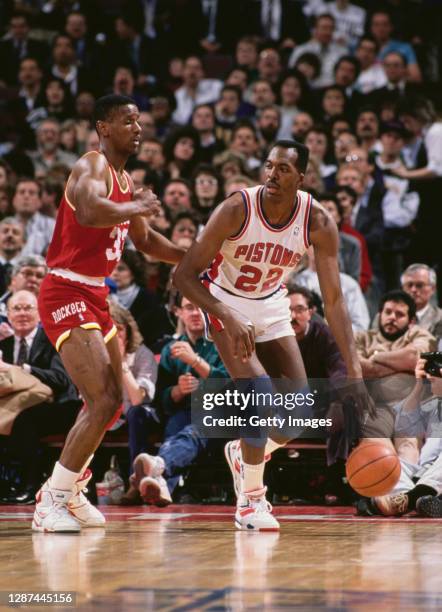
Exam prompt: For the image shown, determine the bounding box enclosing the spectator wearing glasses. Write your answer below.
[0,289,81,504]
[401,264,442,335]
[191,164,224,225]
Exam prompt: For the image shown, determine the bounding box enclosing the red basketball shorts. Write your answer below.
[38,273,117,352]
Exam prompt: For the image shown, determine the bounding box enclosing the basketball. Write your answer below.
[346,442,401,497]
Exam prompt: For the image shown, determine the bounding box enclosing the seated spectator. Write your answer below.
[288,285,346,381]
[29,78,75,127]
[172,56,223,125]
[291,111,314,142]
[122,294,228,504]
[308,0,366,50]
[248,79,276,111]
[290,247,369,331]
[234,36,259,80]
[213,150,250,184]
[229,122,261,175]
[12,178,56,257]
[214,85,244,141]
[110,249,174,350]
[0,290,81,503]
[400,264,442,335]
[363,356,442,517]
[334,130,358,166]
[7,57,45,147]
[354,36,387,95]
[48,34,94,97]
[370,52,420,113]
[356,290,434,441]
[59,119,80,156]
[0,218,25,294]
[257,48,282,86]
[163,126,200,180]
[288,14,346,88]
[191,104,225,163]
[305,126,336,184]
[169,212,199,249]
[329,116,352,141]
[276,70,309,140]
[0,11,48,86]
[319,194,361,284]
[111,67,149,112]
[368,10,422,83]
[293,53,321,88]
[320,85,347,124]
[224,174,257,196]
[334,185,373,292]
[28,118,77,177]
[108,300,158,452]
[336,164,384,278]
[162,179,193,217]
[375,121,420,289]
[256,105,281,155]
[40,178,63,218]
[302,156,325,194]
[191,164,224,225]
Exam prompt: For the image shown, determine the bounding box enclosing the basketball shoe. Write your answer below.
[68,469,106,527]
[235,487,280,531]
[132,453,171,506]
[224,440,242,498]
[373,492,409,516]
[416,494,442,518]
[32,484,81,533]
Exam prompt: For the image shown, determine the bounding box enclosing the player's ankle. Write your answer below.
[50,461,80,492]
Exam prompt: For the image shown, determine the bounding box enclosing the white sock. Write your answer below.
[50,461,80,491]
[242,461,265,494]
[265,439,285,456]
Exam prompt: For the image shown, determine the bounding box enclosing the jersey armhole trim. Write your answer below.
[64,151,113,210]
[303,193,313,249]
[227,190,251,241]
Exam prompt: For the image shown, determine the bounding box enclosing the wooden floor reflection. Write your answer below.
[1,505,442,611]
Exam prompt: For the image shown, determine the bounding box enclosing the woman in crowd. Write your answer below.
[191,164,224,225]
[277,69,310,139]
[163,126,200,180]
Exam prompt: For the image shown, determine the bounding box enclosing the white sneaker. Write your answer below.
[139,475,172,506]
[131,453,164,489]
[235,487,280,532]
[68,470,105,527]
[32,483,81,533]
[224,440,242,499]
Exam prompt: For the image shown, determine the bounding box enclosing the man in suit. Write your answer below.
[0,11,49,86]
[0,290,81,504]
[370,51,419,112]
[401,264,442,335]
[0,218,25,297]
[243,0,309,46]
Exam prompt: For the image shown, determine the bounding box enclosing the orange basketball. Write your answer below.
[346,442,401,497]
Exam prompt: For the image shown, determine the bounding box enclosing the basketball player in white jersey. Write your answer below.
[175,140,369,530]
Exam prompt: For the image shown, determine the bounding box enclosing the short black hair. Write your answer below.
[93,94,136,125]
[287,284,314,308]
[273,139,309,173]
[334,184,357,204]
[379,290,416,321]
[334,55,361,78]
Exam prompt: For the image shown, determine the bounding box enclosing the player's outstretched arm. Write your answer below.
[174,193,255,360]
[129,215,185,264]
[70,153,160,228]
[310,202,362,379]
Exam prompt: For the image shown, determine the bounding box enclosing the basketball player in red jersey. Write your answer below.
[33,95,185,532]
[175,140,372,531]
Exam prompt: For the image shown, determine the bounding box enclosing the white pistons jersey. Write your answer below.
[205,185,313,299]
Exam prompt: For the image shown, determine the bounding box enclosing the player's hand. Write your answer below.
[171,341,197,365]
[177,373,199,395]
[338,378,377,420]
[222,313,255,362]
[134,188,161,219]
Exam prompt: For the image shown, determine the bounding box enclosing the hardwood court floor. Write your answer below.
[0,505,442,611]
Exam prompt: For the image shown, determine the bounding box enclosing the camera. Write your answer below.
[421,352,442,377]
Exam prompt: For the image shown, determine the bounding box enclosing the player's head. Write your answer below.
[264,140,309,196]
[93,94,141,155]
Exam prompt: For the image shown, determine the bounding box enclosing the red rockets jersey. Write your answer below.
[46,152,132,278]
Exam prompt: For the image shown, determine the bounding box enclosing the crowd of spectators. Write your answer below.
[0,0,442,506]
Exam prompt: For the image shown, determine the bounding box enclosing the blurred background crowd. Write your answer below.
[0,0,442,506]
